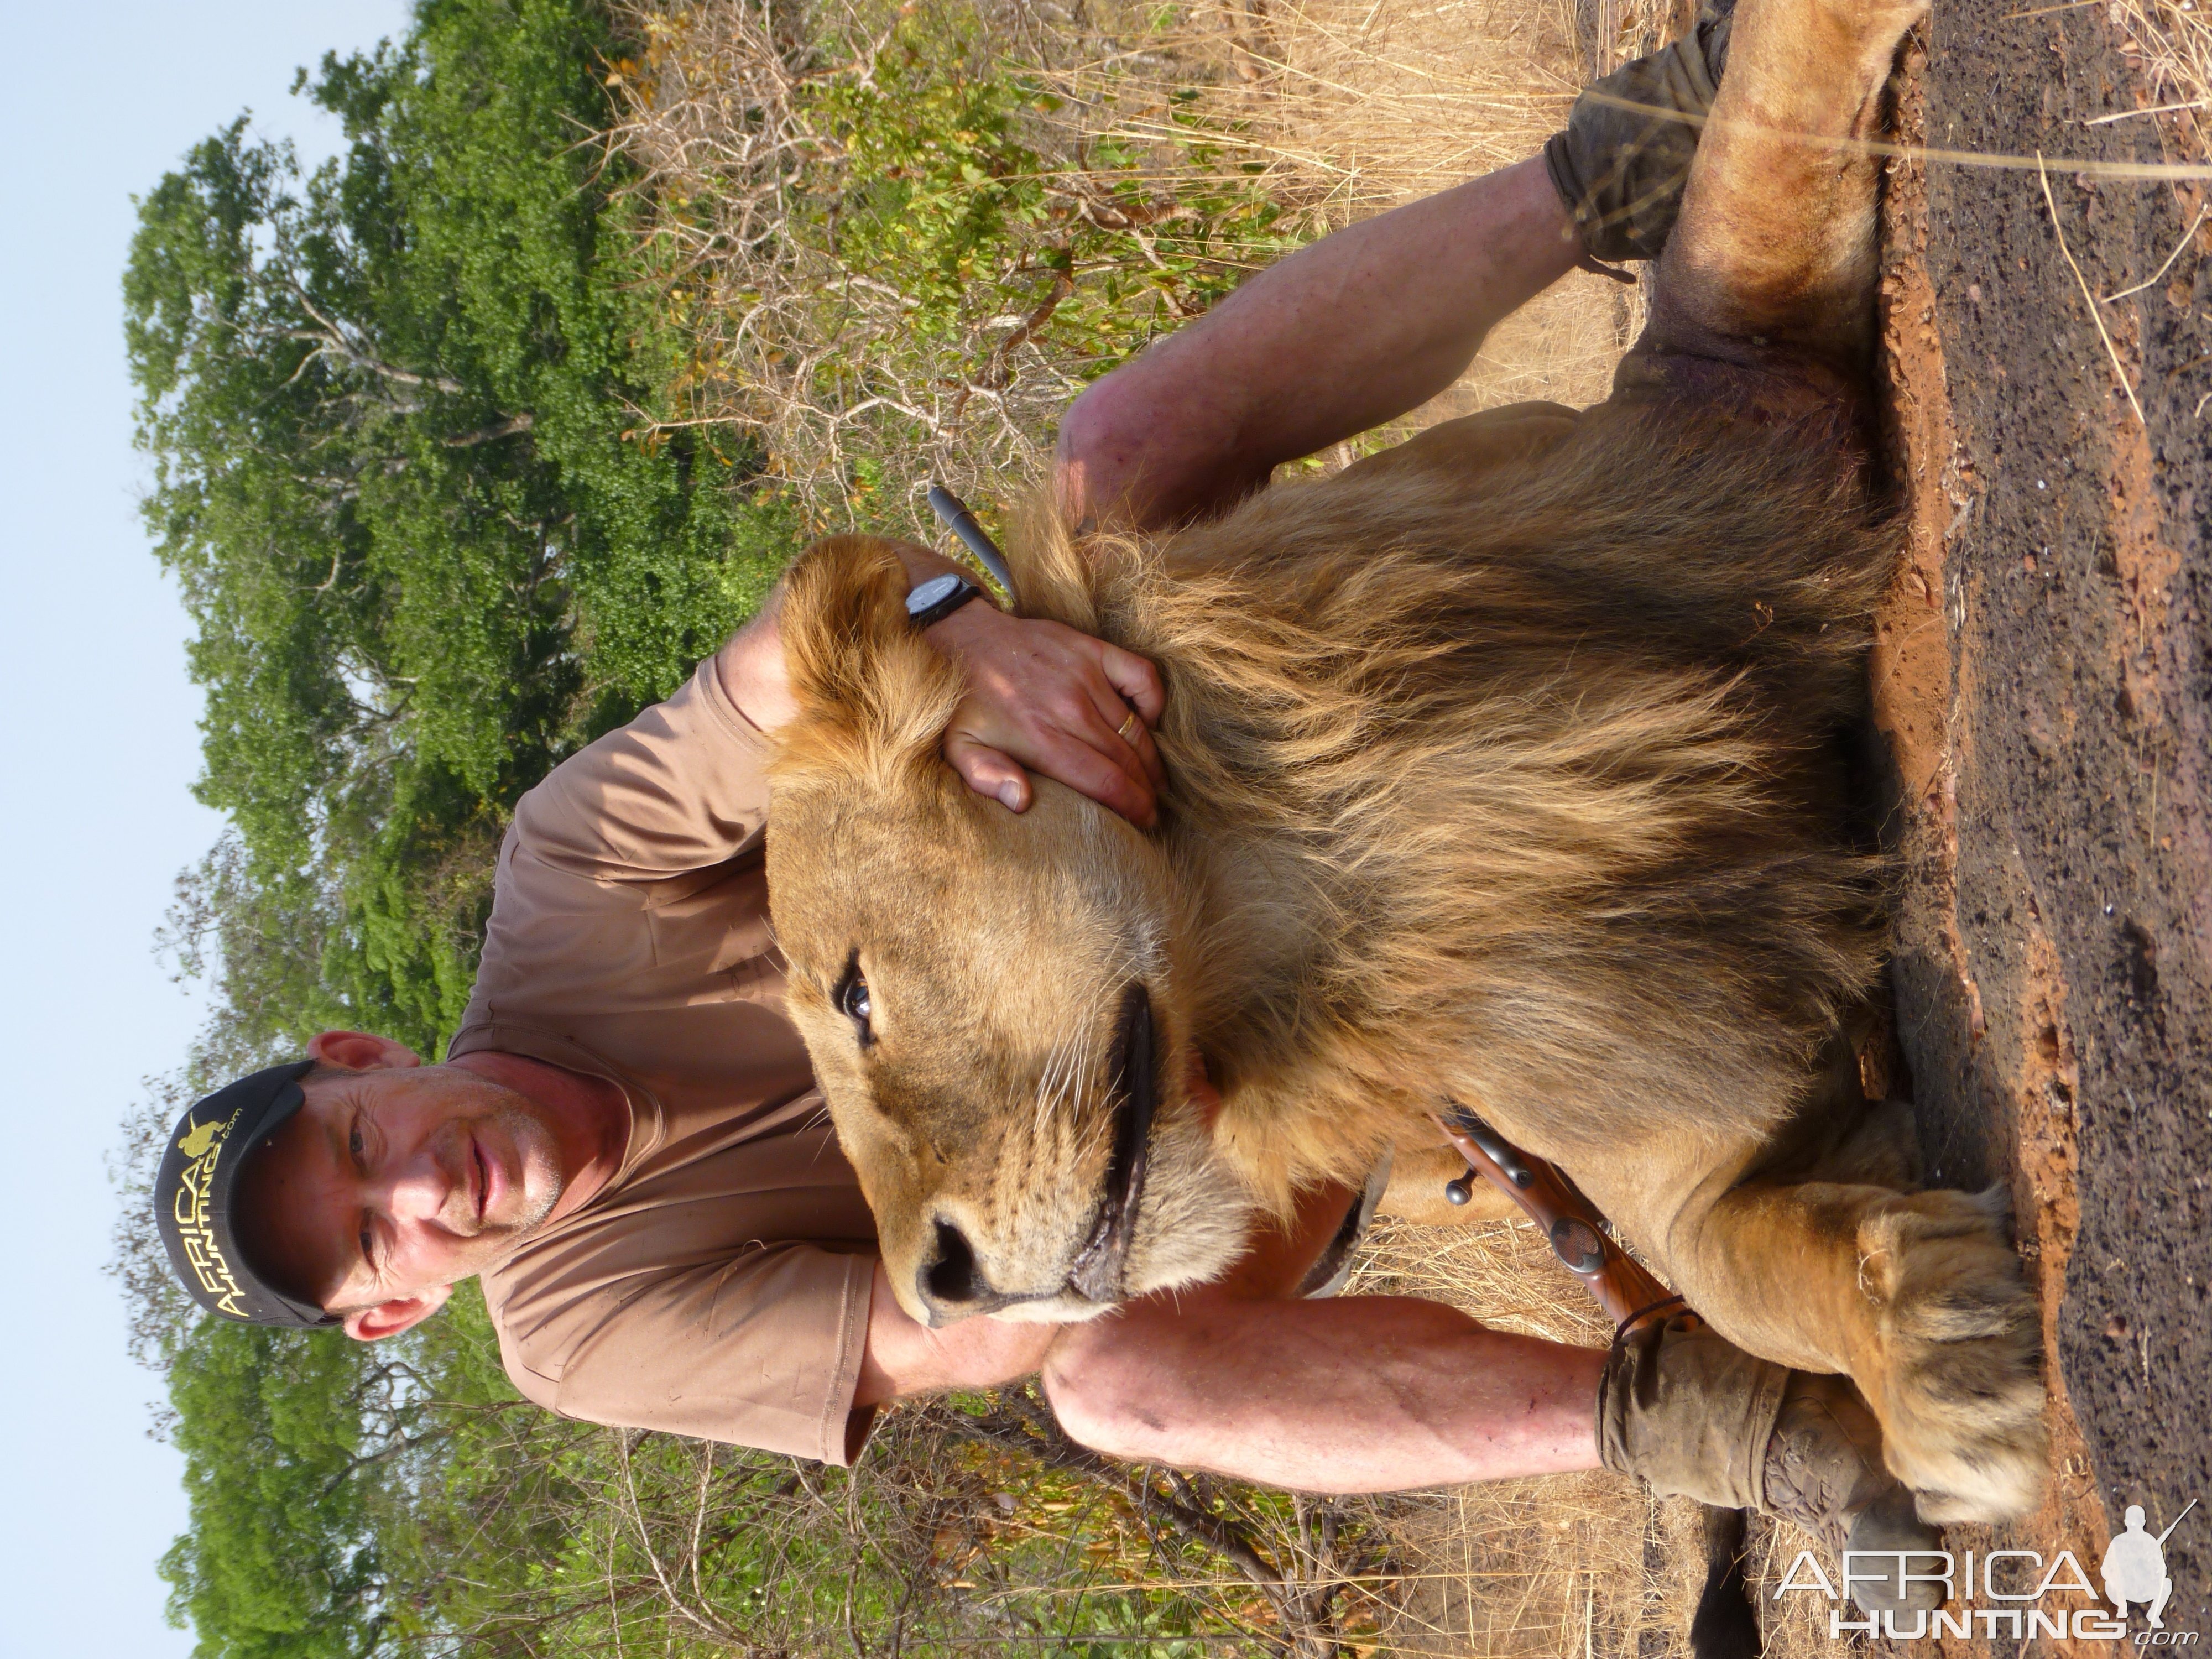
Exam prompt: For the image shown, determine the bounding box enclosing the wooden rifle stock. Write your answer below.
[1428,1106,1692,1333]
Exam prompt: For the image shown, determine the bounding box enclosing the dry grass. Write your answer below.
[1345,1219,1677,1657]
[608,0,1342,535]
[1347,1217,1844,1659]
[1166,0,1668,415]
[1347,1220,1639,1656]
[605,0,1668,541]
[604,0,1061,529]
[2108,0,2212,164]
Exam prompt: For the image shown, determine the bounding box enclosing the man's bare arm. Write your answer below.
[1056,155,1580,530]
[854,1172,1604,1494]
[854,1261,1056,1404]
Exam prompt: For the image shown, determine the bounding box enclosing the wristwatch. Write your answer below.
[905,571,987,630]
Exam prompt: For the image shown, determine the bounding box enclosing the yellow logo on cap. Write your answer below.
[172,1108,249,1317]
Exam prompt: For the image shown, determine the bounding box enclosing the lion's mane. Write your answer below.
[1008,405,1900,1203]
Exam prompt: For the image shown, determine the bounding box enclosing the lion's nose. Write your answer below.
[917,1218,1012,1322]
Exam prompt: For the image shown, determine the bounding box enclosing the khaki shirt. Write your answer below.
[452,658,880,1465]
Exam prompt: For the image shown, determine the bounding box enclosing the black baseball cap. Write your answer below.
[155,1060,343,1329]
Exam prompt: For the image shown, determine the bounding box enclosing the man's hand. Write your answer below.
[719,541,1168,830]
[925,597,1166,829]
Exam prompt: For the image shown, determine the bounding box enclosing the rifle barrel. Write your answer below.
[2156,1498,2199,1546]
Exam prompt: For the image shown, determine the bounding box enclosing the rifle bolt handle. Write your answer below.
[1550,1217,1606,1275]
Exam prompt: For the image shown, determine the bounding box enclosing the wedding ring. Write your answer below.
[1115,709,1142,745]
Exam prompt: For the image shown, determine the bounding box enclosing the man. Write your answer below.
[2101,1506,2178,1628]
[155,16,1936,1604]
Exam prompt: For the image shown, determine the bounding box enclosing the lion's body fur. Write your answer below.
[1012,406,1895,1209]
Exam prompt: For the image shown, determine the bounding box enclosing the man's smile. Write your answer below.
[469,1136,491,1227]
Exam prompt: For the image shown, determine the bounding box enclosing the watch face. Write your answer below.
[906,572,962,614]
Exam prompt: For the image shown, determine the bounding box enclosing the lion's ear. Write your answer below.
[777,535,965,782]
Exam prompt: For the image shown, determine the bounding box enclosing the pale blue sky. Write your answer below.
[0,3,409,1653]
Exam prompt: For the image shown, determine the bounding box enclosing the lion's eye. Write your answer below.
[837,961,873,1044]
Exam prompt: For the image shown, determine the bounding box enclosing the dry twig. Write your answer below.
[2039,151,2149,425]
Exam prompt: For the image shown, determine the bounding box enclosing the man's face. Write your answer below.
[237,1060,566,1327]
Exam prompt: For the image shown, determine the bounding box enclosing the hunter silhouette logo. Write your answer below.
[171,1108,248,1316]
[2106,1502,2197,1630]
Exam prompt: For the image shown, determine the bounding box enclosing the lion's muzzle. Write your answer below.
[912,983,1158,1324]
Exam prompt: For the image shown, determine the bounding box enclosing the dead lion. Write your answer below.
[764,0,2044,1524]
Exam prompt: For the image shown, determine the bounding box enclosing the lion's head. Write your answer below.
[764,535,1253,1328]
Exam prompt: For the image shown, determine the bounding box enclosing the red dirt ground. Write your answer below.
[1868,8,2210,1649]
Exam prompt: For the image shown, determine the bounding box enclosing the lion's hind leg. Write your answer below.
[1620,0,1926,422]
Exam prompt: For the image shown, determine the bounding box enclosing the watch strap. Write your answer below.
[906,575,986,630]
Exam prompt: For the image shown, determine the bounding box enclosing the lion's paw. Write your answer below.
[1854,1187,2046,1524]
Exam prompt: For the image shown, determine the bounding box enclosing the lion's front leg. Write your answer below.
[1616,1170,2047,1525]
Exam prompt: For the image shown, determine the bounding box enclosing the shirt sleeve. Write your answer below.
[492,1244,879,1465]
[513,654,777,883]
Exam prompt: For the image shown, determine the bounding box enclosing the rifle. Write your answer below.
[2157,1499,2199,1547]
[1428,1104,1689,1334]
[1429,1105,1757,1659]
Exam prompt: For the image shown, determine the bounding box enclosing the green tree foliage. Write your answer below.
[160,1323,389,1658]
[126,0,791,1062]
[123,3,785,1651]
[156,1286,581,1659]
